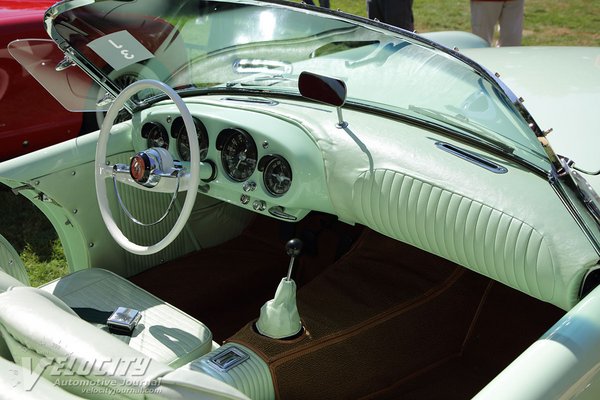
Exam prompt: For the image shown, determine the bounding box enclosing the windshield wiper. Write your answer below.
[408,105,515,154]
[346,41,410,68]
[225,74,296,88]
[558,156,600,225]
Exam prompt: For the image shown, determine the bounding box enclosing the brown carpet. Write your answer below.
[130,212,363,342]
[131,213,564,399]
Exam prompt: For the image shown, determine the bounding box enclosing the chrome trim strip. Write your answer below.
[435,141,508,174]
[549,174,600,257]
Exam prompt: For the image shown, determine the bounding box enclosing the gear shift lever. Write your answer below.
[285,238,302,281]
[255,239,303,339]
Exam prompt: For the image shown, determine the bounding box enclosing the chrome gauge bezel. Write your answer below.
[260,155,292,197]
[218,128,258,182]
[141,121,169,149]
[171,116,209,161]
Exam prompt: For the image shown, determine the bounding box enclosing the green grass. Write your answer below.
[0,187,67,287]
[330,0,600,46]
[0,0,598,287]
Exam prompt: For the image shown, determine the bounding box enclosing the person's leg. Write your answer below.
[367,0,384,22]
[382,0,414,31]
[319,0,330,8]
[498,0,524,46]
[471,1,503,45]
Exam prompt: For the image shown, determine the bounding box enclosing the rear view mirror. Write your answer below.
[298,71,346,107]
[298,71,347,127]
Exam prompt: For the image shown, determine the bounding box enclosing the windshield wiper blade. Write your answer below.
[226,74,295,88]
[346,41,410,68]
[559,156,600,225]
[408,105,515,154]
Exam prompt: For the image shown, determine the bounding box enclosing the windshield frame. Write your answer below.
[43,0,555,168]
[39,0,600,247]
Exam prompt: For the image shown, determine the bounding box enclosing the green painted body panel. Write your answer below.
[463,46,600,192]
[0,1,599,398]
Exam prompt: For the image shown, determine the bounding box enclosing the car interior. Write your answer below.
[0,1,598,398]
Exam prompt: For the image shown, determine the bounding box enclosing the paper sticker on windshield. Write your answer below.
[87,30,154,71]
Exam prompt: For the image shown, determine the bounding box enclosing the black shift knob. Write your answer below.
[285,238,303,258]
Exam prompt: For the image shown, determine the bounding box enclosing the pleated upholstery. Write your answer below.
[41,268,212,368]
[352,169,560,306]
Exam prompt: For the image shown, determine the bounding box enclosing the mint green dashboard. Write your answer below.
[133,97,334,222]
[0,91,598,312]
[125,93,599,311]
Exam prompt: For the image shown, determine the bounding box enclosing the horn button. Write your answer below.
[130,153,151,184]
[127,148,177,188]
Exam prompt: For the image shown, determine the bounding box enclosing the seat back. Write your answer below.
[0,233,29,291]
[0,286,250,400]
[0,234,28,360]
[0,355,84,399]
[0,286,172,399]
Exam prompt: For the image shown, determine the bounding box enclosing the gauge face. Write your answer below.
[172,117,209,161]
[220,128,258,182]
[141,122,169,149]
[263,155,292,196]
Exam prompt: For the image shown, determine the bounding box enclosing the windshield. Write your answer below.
[42,0,549,169]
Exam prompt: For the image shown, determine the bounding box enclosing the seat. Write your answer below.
[0,355,84,399]
[0,234,28,360]
[0,287,249,400]
[39,268,213,368]
[0,233,29,291]
[1,229,212,367]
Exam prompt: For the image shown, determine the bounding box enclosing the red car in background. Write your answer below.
[0,0,85,160]
[1,0,189,161]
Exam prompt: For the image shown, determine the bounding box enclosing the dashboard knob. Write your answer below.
[252,200,266,211]
[243,181,257,192]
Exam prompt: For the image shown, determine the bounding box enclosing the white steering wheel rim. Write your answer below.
[95,79,200,255]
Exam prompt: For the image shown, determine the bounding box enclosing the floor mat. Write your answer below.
[227,229,564,399]
[130,212,363,342]
[131,215,563,399]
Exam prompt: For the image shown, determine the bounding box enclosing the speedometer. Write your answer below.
[218,128,258,182]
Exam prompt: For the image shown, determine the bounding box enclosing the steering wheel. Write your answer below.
[95,79,200,255]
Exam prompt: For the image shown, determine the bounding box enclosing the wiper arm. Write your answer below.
[226,74,295,88]
[346,42,410,68]
[408,105,515,154]
[558,156,600,225]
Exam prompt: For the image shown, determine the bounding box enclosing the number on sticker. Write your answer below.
[109,39,135,60]
[108,39,123,49]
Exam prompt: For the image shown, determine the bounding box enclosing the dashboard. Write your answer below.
[132,98,333,221]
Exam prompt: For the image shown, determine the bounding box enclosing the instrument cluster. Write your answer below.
[139,115,293,200]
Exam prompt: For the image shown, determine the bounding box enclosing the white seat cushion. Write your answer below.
[40,268,212,368]
[0,287,249,400]
[0,354,85,399]
[0,233,29,289]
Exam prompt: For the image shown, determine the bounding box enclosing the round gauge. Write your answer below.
[141,122,169,149]
[172,116,209,161]
[219,128,258,182]
[263,155,292,196]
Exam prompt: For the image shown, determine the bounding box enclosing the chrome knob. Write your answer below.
[243,181,256,192]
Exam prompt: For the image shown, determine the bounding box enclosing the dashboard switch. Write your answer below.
[252,200,266,211]
[243,181,257,192]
